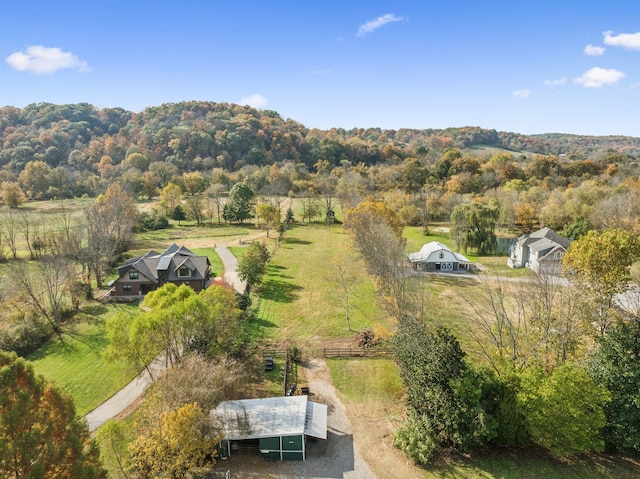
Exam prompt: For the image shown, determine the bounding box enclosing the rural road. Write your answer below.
[84,240,250,430]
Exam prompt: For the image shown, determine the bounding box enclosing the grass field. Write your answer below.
[250,222,389,347]
[15,199,640,478]
[247,221,640,479]
[27,302,142,416]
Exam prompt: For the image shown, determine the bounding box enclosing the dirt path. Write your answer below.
[213,358,377,478]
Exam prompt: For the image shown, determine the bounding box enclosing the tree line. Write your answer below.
[343,200,640,463]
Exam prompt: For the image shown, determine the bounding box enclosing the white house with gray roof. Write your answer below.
[508,227,571,275]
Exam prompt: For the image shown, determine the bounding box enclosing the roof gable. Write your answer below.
[116,244,210,284]
[517,228,571,250]
[408,241,470,263]
[210,396,327,440]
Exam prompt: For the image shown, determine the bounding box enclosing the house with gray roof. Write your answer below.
[407,241,471,272]
[508,227,571,275]
[210,395,327,461]
[111,243,211,297]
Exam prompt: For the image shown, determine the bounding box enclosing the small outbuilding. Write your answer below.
[407,241,471,272]
[210,396,327,461]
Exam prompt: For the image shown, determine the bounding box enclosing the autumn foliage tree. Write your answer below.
[0,351,106,479]
[256,203,281,237]
[343,199,407,314]
[343,199,404,277]
[1,181,27,208]
[563,228,640,334]
[128,402,218,479]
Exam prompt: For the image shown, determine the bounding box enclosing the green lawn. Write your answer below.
[403,225,533,277]
[246,222,640,479]
[192,247,223,278]
[249,223,389,347]
[28,302,142,416]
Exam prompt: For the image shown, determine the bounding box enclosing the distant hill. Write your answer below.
[1,101,639,178]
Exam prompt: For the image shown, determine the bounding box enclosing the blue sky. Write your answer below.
[3,1,640,136]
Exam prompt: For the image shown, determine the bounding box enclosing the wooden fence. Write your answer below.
[322,347,393,358]
[261,348,393,360]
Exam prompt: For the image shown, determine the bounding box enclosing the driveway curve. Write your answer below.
[85,234,263,430]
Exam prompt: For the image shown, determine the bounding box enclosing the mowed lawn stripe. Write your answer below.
[253,223,388,345]
[28,303,142,416]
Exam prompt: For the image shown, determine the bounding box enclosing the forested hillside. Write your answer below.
[2,101,640,185]
[2,100,640,237]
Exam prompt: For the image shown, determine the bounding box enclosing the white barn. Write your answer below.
[407,241,471,272]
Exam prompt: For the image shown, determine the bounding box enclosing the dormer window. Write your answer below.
[129,271,139,280]
[178,267,191,278]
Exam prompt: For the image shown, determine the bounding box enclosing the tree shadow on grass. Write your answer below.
[249,317,277,329]
[267,264,292,279]
[282,237,312,246]
[259,279,303,303]
[80,304,109,317]
[421,447,640,479]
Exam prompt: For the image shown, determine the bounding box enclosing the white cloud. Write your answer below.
[238,93,268,108]
[357,13,404,37]
[584,44,605,56]
[5,45,89,75]
[603,31,640,50]
[574,67,625,87]
[513,89,530,99]
[545,77,567,86]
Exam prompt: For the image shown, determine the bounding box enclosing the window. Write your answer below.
[178,267,191,278]
[158,270,168,281]
[129,271,139,280]
[554,251,564,260]
[123,284,132,294]
[439,251,444,259]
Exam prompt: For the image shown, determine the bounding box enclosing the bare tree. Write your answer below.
[152,354,245,411]
[2,210,18,259]
[463,276,533,373]
[332,255,359,331]
[13,255,73,335]
[463,274,587,374]
[205,183,226,223]
[18,211,34,260]
[84,183,137,287]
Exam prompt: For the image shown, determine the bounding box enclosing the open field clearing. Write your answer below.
[27,302,142,416]
[251,222,390,346]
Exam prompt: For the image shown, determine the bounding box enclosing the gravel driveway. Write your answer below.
[213,358,377,479]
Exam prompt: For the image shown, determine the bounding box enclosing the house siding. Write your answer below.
[110,244,211,298]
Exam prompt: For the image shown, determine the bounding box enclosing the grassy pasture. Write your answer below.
[249,222,389,347]
[27,302,142,416]
[15,199,640,477]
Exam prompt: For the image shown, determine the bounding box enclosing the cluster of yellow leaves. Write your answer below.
[129,402,219,479]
